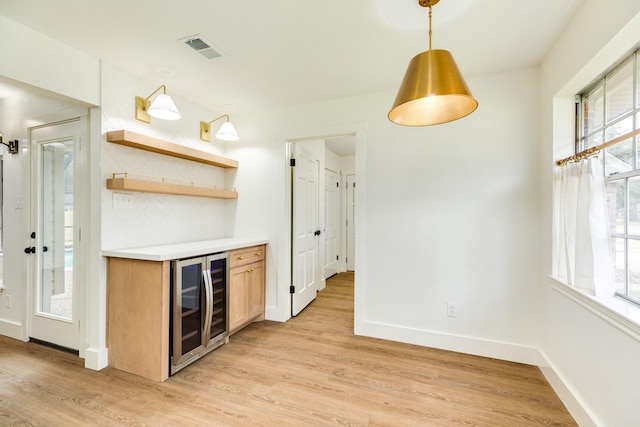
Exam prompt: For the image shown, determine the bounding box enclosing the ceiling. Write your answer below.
[0,0,584,116]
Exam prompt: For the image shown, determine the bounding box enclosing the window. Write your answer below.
[578,49,640,304]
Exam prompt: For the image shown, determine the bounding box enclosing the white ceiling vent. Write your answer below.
[179,35,226,60]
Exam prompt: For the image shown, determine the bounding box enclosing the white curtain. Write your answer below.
[552,157,615,297]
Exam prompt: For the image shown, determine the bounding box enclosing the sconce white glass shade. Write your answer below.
[216,121,240,141]
[389,49,477,126]
[147,93,181,120]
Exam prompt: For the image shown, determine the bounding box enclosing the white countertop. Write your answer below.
[102,237,269,261]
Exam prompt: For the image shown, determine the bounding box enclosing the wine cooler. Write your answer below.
[170,252,228,375]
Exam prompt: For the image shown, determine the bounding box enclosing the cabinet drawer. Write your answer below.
[229,245,265,268]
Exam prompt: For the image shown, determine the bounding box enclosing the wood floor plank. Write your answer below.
[0,272,576,426]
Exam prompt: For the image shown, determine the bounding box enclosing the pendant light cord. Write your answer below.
[428,5,433,50]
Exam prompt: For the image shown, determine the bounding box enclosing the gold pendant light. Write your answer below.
[388,0,477,126]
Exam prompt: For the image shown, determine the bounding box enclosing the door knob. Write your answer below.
[24,247,35,254]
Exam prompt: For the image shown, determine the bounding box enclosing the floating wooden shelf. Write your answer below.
[107,177,238,199]
[106,129,238,169]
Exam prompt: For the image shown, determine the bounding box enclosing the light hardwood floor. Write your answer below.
[0,272,576,426]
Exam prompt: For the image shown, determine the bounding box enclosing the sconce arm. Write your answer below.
[207,114,230,125]
[145,85,167,101]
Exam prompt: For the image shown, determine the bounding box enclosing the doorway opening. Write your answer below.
[287,133,357,317]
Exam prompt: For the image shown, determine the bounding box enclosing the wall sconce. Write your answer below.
[135,85,181,123]
[200,115,239,142]
[0,131,19,154]
[388,0,477,126]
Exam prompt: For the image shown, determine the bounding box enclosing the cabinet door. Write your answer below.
[228,266,249,333]
[247,261,265,321]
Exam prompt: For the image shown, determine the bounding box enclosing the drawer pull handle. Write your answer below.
[246,268,254,273]
[237,256,244,260]
[255,252,261,256]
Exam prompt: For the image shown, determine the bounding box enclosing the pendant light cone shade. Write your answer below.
[216,121,240,141]
[389,49,477,126]
[147,93,181,120]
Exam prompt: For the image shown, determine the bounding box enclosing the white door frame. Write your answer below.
[26,116,88,353]
[279,123,367,325]
[346,174,356,272]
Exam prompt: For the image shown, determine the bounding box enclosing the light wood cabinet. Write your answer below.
[107,258,171,382]
[106,242,266,381]
[228,245,266,334]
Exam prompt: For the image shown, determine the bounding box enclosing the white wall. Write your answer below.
[0,15,100,107]
[228,67,542,363]
[539,1,640,425]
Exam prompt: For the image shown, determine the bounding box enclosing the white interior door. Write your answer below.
[29,119,82,350]
[346,174,356,271]
[323,168,339,279]
[291,143,321,316]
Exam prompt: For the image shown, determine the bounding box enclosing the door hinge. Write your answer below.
[353,182,356,188]
[290,285,295,294]
[336,182,339,187]
[336,255,339,260]
[290,158,296,167]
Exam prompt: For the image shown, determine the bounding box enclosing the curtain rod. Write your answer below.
[556,128,640,166]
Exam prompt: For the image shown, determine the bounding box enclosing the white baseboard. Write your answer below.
[537,350,598,427]
[84,347,108,371]
[0,319,25,342]
[356,319,540,365]
[265,305,288,322]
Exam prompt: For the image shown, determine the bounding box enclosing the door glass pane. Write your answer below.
[39,140,73,319]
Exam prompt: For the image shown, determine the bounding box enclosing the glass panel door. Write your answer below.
[29,118,82,350]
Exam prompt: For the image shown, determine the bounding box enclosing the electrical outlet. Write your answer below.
[446,302,457,317]
[5,295,11,309]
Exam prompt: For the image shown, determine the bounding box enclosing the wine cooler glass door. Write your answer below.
[172,257,205,372]
[205,253,228,348]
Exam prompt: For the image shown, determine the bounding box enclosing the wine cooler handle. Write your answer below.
[202,269,213,342]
